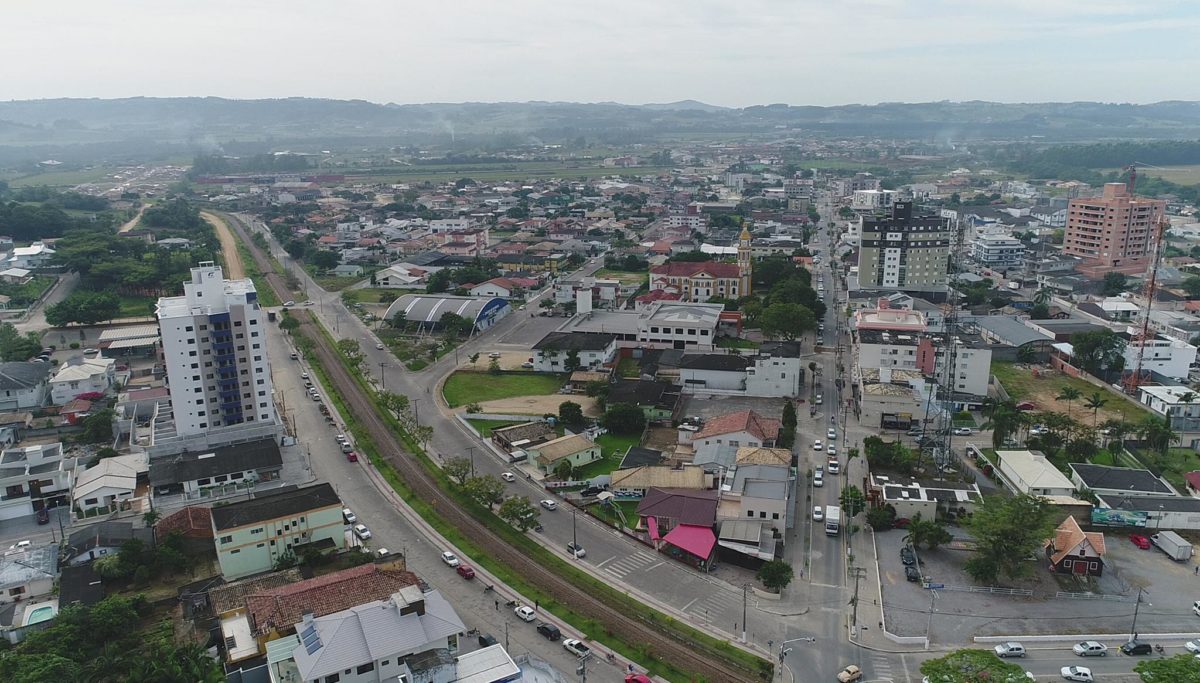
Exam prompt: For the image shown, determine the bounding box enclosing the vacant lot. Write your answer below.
[1134,447,1200,492]
[593,269,647,286]
[990,362,1146,424]
[443,371,565,407]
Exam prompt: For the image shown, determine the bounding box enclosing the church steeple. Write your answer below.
[737,224,752,297]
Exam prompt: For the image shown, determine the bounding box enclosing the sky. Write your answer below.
[5,0,1197,107]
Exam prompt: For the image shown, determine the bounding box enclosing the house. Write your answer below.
[718,464,794,532]
[0,268,32,285]
[868,472,984,522]
[150,438,283,499]
[374,263,436,289]
[49,355,117,405]
[529,434,601,475]
[734,446,792,467]
[1069,463,1176,499]
[490,421,557,456]
[0,362,53,410]
[60,398,93,425]
[1138,384,1200,449]
[637,488,720,569]
[607,379,682,422]
[610,465,711,498]
[58,563,104,608]
[532,332,618,373]
[64,521,154,566]
[210,483,345,580]
[329,264,364,278]
[996,450,1077,497]
[155,505,213,539]
[468,277,536,299]
[1044,516,1105,577]
[684,410,781,468]
[0,545,56,604]
[6,242,55,269]
[72,452,149,514]
[273,586,466,683]
[0,442,74,521]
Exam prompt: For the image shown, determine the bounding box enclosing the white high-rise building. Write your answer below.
[156,262,277,438]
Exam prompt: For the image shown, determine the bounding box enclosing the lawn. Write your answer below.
[313,275,366,291]
[466,419,520,437]
[617,357,640,378]
[1102,165,1200,185]
[1135,447,1200,492]
[590,500,641,530]
[8,167,117,187]
[990,361,1148,423]
[341,288,402,305]
[593,268,647,286]
[116,294,156,318]
[573,431,642,479]
[0,275,54,307]
[717,337,760,350]
[442,371,565,408]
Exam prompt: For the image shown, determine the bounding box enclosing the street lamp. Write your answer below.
[775,637,816,683]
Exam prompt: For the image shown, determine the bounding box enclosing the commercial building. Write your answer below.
[555,301,725,351]
[970,232,1025,268]
[851,189,898,212]
[1139,385,1200,448]
[531,332,617,373]
[996,450,1077,497]
[210,483,345,580]
[156,263,279,443]
[857,202,952,293]
[382,294,511,333]
[1063,182,1167,274]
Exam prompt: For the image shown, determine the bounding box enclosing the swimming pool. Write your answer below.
[24,605,56,625]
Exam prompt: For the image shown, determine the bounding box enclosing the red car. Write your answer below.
[456,564,476,579]
[1129,533,1150,549]
[345,451,358,463]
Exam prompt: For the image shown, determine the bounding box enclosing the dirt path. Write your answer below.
[117,205,146,233]
[203,211,246,279]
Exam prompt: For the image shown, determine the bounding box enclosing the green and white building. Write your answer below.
[211,483,344,580]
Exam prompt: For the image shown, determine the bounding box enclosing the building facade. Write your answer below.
[970,232,1025,268]
[211,483,345,580]
[1063,182,1166,271]
[857,202,952,292]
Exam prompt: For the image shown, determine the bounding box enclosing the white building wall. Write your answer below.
[745,356,802,397]
[680,368,744,391]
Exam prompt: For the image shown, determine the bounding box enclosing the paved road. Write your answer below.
[13,271,78,335]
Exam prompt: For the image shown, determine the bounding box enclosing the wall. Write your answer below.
[216,504,345,579]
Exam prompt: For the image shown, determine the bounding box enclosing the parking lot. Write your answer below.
[877,525,1200,642]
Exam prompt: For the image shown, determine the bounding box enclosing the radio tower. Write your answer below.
[1121,165,1170,395]
[917,211,965,473]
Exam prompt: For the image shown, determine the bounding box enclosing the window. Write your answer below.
[759,511,766,518]
[198,478,211,486]
[356,663,375,675]
[772,512,780,520]
[746,510,754,517]
[219,535,232,544]
[9,586,26,596]
[230,549,240,554]
[326,676,340,683]
[250,527,262,534]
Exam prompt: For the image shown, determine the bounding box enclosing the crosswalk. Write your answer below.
[867,652,896,682]
[684,587,741,622]
[597,550,661,579]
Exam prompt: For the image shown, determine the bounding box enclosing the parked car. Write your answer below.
[1129,533,1151,549]
[1120,640,1151,656]
[536,622,561,640]
[342,508,357,524]
[36,508,49,525]
[562,638,591,658]
[301,371,309,379]
[827,428,837,439]
[952,427,974,435]
[284,301,295,307]
[341,442,354,454]
[352,524,371,541]
[567,542,586,558]
[478,633,498,648]
[813,440,823,451]
[812,506,824,521]
[900,547,916,565]
[1060,666,1093,682]
[813,470,824,488]
[514,605,536,622]
[1186,639,1200,653]
[441,551,461,567]
[501,472,516,482]
[8,540,30,551]
[345,451,358,462]
[994,642,1026,658]
[489,352,502,359]
[376,342,384,350]
[540,499,558,511]
[904,565,920,582]
[1072,641,1107,657]
[456,564,476,579]
[521,361,534,369]
[836,665,863,683]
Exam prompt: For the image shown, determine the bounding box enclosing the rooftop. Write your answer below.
[532,434,598,463]
[532,331,617,352]
[636,487,719,526]
[0,361,53,391]
[149,438,282,487]
[694,409,781,442]
[211,482,341,531]
[1069,463,1174,495]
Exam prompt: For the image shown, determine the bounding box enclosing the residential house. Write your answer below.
[48,355,117,405]
[0,362,52,410]
[211,483,345,580]
[1069,463,1176,498]
[0,442,74,521]
[329,264,364,278]
[1139,385,1200,448]
[273,586,466,683]
[150,438,283,499]
[636,488,719,570]
[1044,516,1105,577]
[0,268,32,285]
[60,398,93,425]
[610,465,710,498]
[531,332,618,373]
[374,263,437,289]
[155,505,213,540]
[530,434,601,475]
[489,421,557,456]
[469,277,536,299]
[72,452,149,515]
[606,379,682,422]
[867,472,983,522]
[0,545,56,604]
[6,242,55,269]
[683,410,781,468]
[64,521,154,566]
[719,464,794,532]
[996,450,1077,497]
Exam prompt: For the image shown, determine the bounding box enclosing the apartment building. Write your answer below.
[851,189,898,212]
[0,442,74,521]
[857,202,952,293]
[970,232,1025,268]
[211,483,345,580]
[1063,182,1166,274]
[156,262,278,438]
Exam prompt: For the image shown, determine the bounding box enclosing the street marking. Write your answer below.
[681,597,699,611]
[645,561,664,571]
[596,556,617,568]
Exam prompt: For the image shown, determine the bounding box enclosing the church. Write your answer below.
[646,227,753,303]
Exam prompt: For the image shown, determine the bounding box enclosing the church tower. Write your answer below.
[737,224,753,297]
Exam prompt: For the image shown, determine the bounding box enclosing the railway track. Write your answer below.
[227,213,759,682]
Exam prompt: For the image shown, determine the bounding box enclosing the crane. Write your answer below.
[1122,163,1171,395]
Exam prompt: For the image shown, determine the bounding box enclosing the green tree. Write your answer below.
[964,493,1056,584]
[919,649,1028,683]
[1015,345,1037,363]
[1056,386,1082,418]
[1029,303,1051,320]
[756,559,794,592]
[1183,276,1200,300]
[80,409,115,444]
[142,510,161,527]
[488,357,501,374]
[279,315,300,333]
[498,496,540,531]
[468,352,480,369]
[45,291,121,326]
[310,250,339,270]
[1102,271,1128,296]
[1134,653,1200,682]
[603,403,646,434]
[760,302,816,341]
[558,401,584,427]
[463,475,505,509]
[903,513,953,550]
[564,349,581,372]
[0,323,41,361]
[839,485,866,518]
[1071,329,1125,377]
[1138,414,1179,456]
[553,459,574,481]
[1083,391,1107,428]
[866,505,897,530]
[443,456,473,485]
[336,338,360,357]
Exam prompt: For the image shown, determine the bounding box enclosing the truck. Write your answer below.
[825,505,841,536]
[1151,531,1193,561]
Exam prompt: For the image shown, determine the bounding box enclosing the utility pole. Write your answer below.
[571,508,578,553]
[925,589,939,649]
[850,566,867,634]
[1130,587,1149,640]
[379,361,389,390]
[742,584,748,643]
[575,654,587,682]
[466,446,477,478]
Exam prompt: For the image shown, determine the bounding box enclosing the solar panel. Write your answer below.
[301,624,317,640]
[301,623,322,654]
[304,639,321,655]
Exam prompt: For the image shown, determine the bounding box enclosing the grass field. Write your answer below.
[312,274,366,291]
[8,167,118,188]
[593,268,647,285]
[340,288,401,305]
[573,432,642,480]
[990,361,1147,423]
[1135,447,1200,492]
[466,419,520,437]
[1102,165,1200,186]
[589,500,641,530]
[443,371,565,408]
[116,294,156,319]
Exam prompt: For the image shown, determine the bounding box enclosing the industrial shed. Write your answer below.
[383,294,511,333]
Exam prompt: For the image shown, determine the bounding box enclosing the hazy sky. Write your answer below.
[5,1,1196,106]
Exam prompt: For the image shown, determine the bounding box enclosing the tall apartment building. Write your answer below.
[857,202,951,293]
[970,232,1025,268]
[832,172,880,197]
[157,263,278,439]
[1063,182,1166,275]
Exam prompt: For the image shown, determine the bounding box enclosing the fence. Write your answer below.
[1055,591,1135,602]
[928,583,1032,597]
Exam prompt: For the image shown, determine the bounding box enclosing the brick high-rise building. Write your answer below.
[1063,182,1166,275]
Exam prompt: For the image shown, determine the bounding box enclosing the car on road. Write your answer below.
[36,508,49,525]
[376,342,384,350]
[827,445,837,456]
[8,540,31,551]
[813,469,824,487]
[489,352,502,359]
[567,542,586,558]
[815,394,823,405]
[904,565,920,582]
[836,665,863,683]
[311,393,321,401]
[501,472,516,482]
[1060,666,1093,682]
[514,605,536,622]
[352,524,371,541]
[813,440,823,450]
[1072,641,1107,657]
[827,459,840,474]
[521,361,534,368]
[1129,533,1151,549]
[345,450,358,462]
[340,442,354,454]
[284,300,295,307]
[813,506,824,521]
[563,638,591,658]
[335,434,347,443]
[900,546,916,565]
[1120,640,1151,656]
[375,548,389,558]
[441,551,461,567]
[536,622,561,640]
[301,371,309,379]
[540,499,557,511]
[342,508,357,524]
[952,427,974,435]
[827,428,837,439]
[994,642,1026,658]
[456,564,476,579]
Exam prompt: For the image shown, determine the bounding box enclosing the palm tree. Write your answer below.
[1034,287,1052,306]
[1056,387,1082,418]
[1139,415,1180,457]
[1083,392,1107,428]
[982,397,1021,449]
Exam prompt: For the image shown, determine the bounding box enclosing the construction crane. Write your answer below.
[1121,163,1171,395]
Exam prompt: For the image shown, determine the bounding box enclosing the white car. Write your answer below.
[952,427,973,436]
[827,445,837,456]
[376,342,384,350]
[301,371,309,379]
[563,638,591,658]
[352,524,371,541]
[812,506,824,521]
[335,434,347,444]
[283,300,295,307]
[1187,639,1200,653]
[1060,666,1093,682]
[813,440,823,451]
[827,428,837,439]
[441,551,461,567]
[1072,641,1107,657]
[501,472,516,482]
[514,605,536,622]
[540,499,557,511]
[342,508,357,524]
[827,460,840,474]
[8,540,31,551]
[993,642,1026,658]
